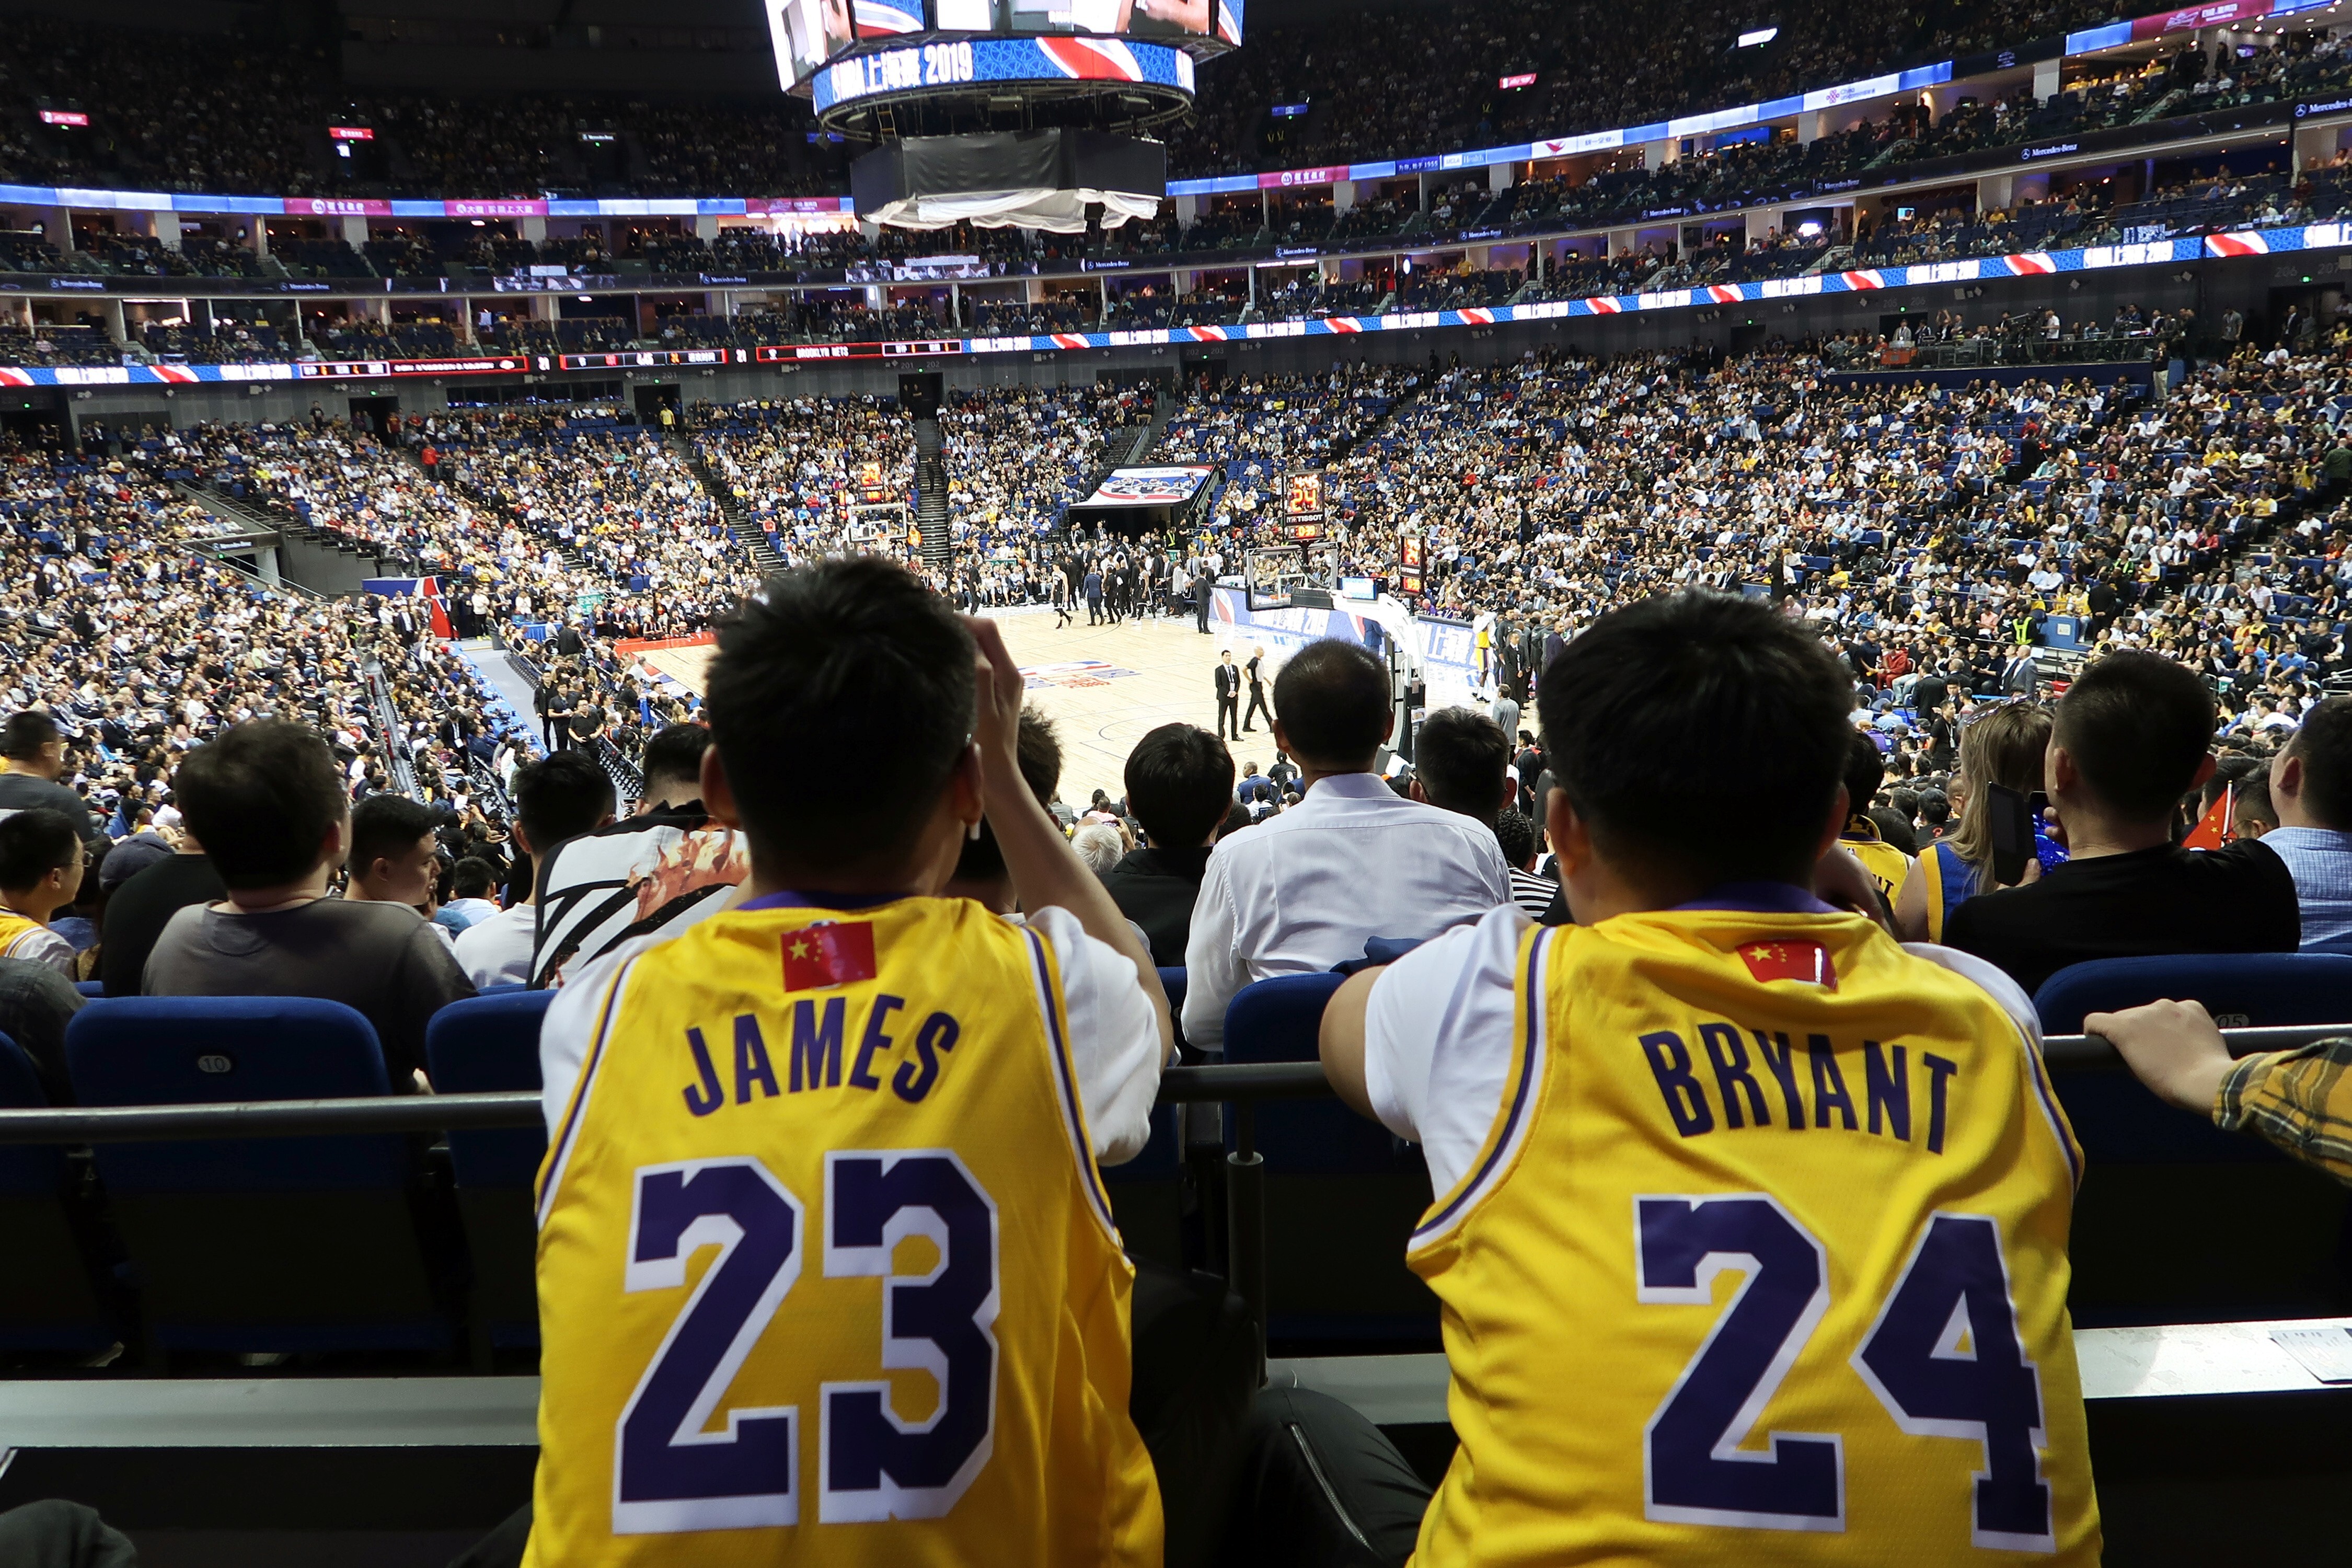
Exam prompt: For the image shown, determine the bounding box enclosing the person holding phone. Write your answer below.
[1894,699,2049,942]
[1942,653,2298,996]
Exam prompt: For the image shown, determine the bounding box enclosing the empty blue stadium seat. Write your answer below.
[1224,973,1436,1344]
[425,990,552,1188]
[425,990,553,1355]
[1157,966,1187,1019]
[2032,954,2352,1325]
[66,996,456,1357]
[0,1031,114,1353]
[2034,953,2352,1039]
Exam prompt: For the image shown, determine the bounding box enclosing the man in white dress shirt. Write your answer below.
[1181,638,1511,1053]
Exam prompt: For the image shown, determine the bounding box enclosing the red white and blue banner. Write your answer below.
[360,575,455,638]
[0,224,2334,383]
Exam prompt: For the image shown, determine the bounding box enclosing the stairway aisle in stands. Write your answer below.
[459,641,543,745]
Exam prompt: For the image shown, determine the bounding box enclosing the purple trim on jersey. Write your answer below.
[2019,1018,2084,1187]
[1024,925,1116,1230]
[1671,882,1840,915]
[536,955,635,1223]
[1413,926,1547,1241]
[738,890,910,912]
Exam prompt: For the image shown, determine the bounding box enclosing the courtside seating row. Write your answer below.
[7,954,2352,1369]
[0,989,552,1366]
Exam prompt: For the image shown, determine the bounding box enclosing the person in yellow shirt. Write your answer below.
[1319,590,2100,1567]
[1839,730,1913,913]
[0,809,85,976]
[519,558,1173,1567]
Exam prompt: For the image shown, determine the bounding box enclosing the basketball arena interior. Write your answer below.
[4,0,2352,1559]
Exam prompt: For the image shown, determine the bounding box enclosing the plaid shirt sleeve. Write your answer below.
[2216,1041,2352,1184]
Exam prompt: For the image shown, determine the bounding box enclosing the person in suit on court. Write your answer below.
[2001,648,2040,697]
[1214,652,1241,740]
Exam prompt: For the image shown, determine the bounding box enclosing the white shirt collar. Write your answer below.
[1299,771,1399,802]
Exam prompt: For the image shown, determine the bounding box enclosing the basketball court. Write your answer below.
[633,607,1265,802]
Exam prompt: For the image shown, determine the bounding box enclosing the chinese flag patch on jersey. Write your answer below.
[781,922,878,991]
[1737,939,1838,991]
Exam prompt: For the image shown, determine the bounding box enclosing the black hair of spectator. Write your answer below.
[1493,808,1538,870]
[953,709,1063,884]
[1536,591,1850,891]
[1123,723,1235,850]
[1,711,59,762]
[2234,761,2279,832]
[172,720,347,891]
[2053,650,2217,822]
[706,559,974,872]
[513,751,617,854]
[1866,805,1920,855]
[1844,730,1885,820]
[1271,639,1391,768]
[640,723,714,794]
[1218,801,1253,838]
[0,809,80,892]
[1918,788,1952,829]
[348,793,440,878]
[2286,696,2352,828]
[1414,707,1513,826]
[451,856,498,900]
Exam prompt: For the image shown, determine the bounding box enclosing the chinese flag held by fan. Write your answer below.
[2182,785,2233,851]
[781,923,878,991]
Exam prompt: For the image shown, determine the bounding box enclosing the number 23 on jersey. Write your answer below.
[614,1148,999,1534]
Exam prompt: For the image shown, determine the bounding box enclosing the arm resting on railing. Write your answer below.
[2085,1000,2352,1186]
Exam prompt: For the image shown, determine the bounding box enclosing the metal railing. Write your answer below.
[0,1031,2327,1352]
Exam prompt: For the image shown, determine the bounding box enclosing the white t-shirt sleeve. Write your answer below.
[455,905,537,990]
[538,933,661,1134]
[1363,903,1533,1197]
[3,925,77,976]
[1904,941,2044,1046]
[1026,904,1166,1167]
[1179,855,1243,1052]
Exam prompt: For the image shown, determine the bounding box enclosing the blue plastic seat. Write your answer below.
[67,996,457,1358]
[1099,969,1195,1269]
[2032,954,2352,1325]
[2034,953,2352,1038]
[426,990,554,1355]
[1224,973,1436,1345]
[0,1032,115,1353]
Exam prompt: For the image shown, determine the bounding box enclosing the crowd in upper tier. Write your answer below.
[0,5,2339,212]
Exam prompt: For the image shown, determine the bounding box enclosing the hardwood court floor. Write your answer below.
[636,606,1269,804]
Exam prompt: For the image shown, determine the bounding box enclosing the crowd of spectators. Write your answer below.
[4,10,2348,252]
[8,315,2352,1467]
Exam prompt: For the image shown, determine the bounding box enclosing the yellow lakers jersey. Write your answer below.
[525,895,1162,1567]
[0,910,47,961]
[1406,905,2098,1566]
[1838,818,1912,909]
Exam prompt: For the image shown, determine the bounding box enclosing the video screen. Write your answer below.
[766,0,851,89]
[1005,0,1236,43]
[770,0,1237,88]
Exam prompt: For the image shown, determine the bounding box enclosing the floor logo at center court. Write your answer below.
[1021,660,1139,690]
